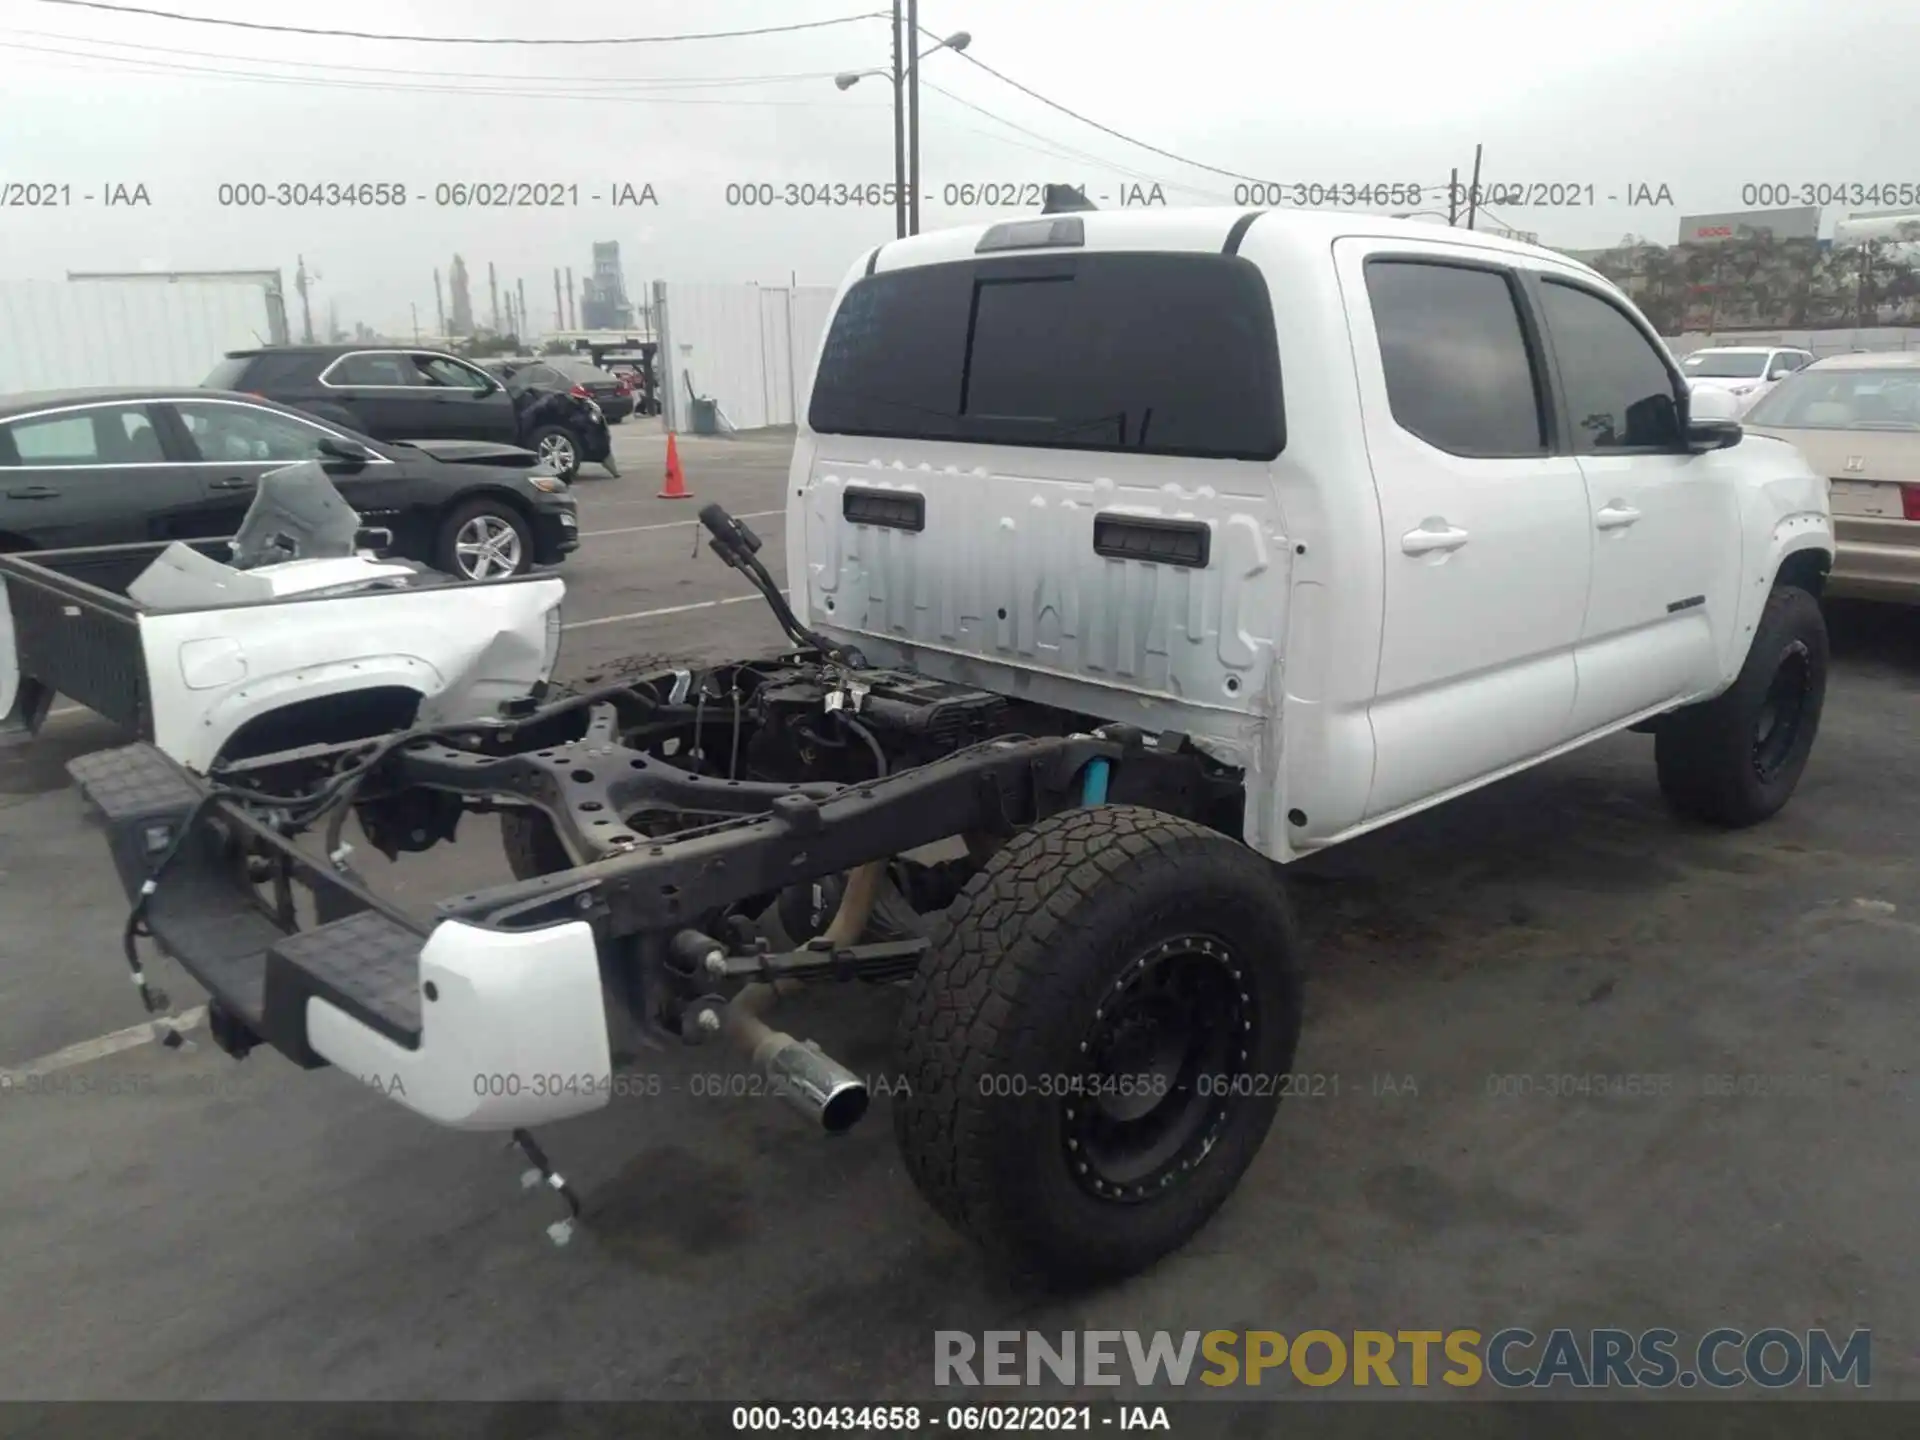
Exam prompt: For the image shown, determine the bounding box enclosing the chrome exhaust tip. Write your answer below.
[758,1032,870,1134]
[720,991,870,1134]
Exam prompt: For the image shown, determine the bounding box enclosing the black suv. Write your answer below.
[207,346,618,481]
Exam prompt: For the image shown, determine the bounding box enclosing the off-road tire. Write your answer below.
[501,808,571,880]
[1655,584,1828,828]
[892,805,1303,1283]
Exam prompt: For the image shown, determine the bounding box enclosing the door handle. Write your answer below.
[6,485,59,500]
[1400,521,1471,556]
[210,476,255,491]
[1595,502,1642,530]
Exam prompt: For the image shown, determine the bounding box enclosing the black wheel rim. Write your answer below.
[1064,933,1252,1205]
[1753,640,1811,783]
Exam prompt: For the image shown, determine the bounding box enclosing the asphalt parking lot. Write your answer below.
[1,420,1917,1403]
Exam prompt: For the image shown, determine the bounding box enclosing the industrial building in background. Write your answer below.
[582,242,634,330]
[1675,207,1821,246]
[447,255,475,337]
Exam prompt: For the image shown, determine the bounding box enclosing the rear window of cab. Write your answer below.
[809,251,1284,461]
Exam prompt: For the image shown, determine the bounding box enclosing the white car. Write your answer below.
[1680,345,1815,414]
[73,208,1835,1283]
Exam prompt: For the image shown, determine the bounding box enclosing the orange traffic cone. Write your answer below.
[659,432,691,499]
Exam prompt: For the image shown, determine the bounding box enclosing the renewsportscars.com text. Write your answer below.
[935,1328,1871,1390]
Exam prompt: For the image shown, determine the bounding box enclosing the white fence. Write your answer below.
[0,280,284,393]
[653,281,837,433]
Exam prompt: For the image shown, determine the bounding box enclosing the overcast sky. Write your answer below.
[2,0,1917,335]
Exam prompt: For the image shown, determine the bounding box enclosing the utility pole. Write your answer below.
[411,302,420,343]
[1447,167,1459,226]
[891,0,907,239]
[295,254,315,343]
[565,267,577,330]
[1465,145,1483,231]
[488,261,501,335]
[907,0,921,234]
[553,268,565,329]
[517,277,528,342]
[433,267,446,336]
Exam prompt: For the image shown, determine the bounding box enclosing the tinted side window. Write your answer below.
[1,406,163,466]
[810,252,1283,460]
[1538,281,1682,451]
[327,353,417,386]
[414,354,489,388]
[1364,260,1544,456]
[173,402,333,462]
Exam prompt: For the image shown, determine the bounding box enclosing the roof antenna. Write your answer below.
[1042,184,1096,215]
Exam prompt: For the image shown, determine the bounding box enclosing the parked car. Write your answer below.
[535,356,636,423]
[1679,345,1815,414]
[0,388,578,580]
[73,208,1835,1284]
[1744,350,1920,603]
[207,345,617,482]
[601,350,660,416]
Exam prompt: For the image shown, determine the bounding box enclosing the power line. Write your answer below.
[917,25,1466,209]
[940,43,1274,186]
[9,29,849,87]
[0,40,889,105]
[921,80,1231,202]
[27,0,887,45]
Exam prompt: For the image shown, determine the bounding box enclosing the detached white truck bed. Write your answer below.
[1,540,562,766]
[64,205,1835,1283]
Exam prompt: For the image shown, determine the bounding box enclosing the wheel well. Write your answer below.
[1774,548,1830,599]
[441,486,534,531]
[216,685,423,763]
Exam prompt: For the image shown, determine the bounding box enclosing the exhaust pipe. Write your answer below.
[720,986,869,1134]
[704,858,889,1134]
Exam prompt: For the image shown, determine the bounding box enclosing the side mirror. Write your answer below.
[316,434,371,470]
[1685,385,1744,452]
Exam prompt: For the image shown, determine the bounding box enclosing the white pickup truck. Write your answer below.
[70,207,1833,1282]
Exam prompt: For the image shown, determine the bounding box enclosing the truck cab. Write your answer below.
[788,208,1835,861]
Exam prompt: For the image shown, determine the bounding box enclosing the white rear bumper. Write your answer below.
[304,918,613,1129]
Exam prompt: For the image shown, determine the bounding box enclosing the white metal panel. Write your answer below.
[0,281,276,393]
[802,450,1287,707]
[656,282,836,432]
[758,288,793,427]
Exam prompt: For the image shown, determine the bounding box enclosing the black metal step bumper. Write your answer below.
[68,742,612,1129]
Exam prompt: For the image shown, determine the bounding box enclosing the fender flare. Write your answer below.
[1724,513,1833,679]
[165,655,443,773]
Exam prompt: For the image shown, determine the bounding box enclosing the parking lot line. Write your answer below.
[2,1006,208,1081]
[582,508,783,539]
[560,592,774,632]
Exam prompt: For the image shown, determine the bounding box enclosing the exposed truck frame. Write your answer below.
[73,504,1276,1277]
